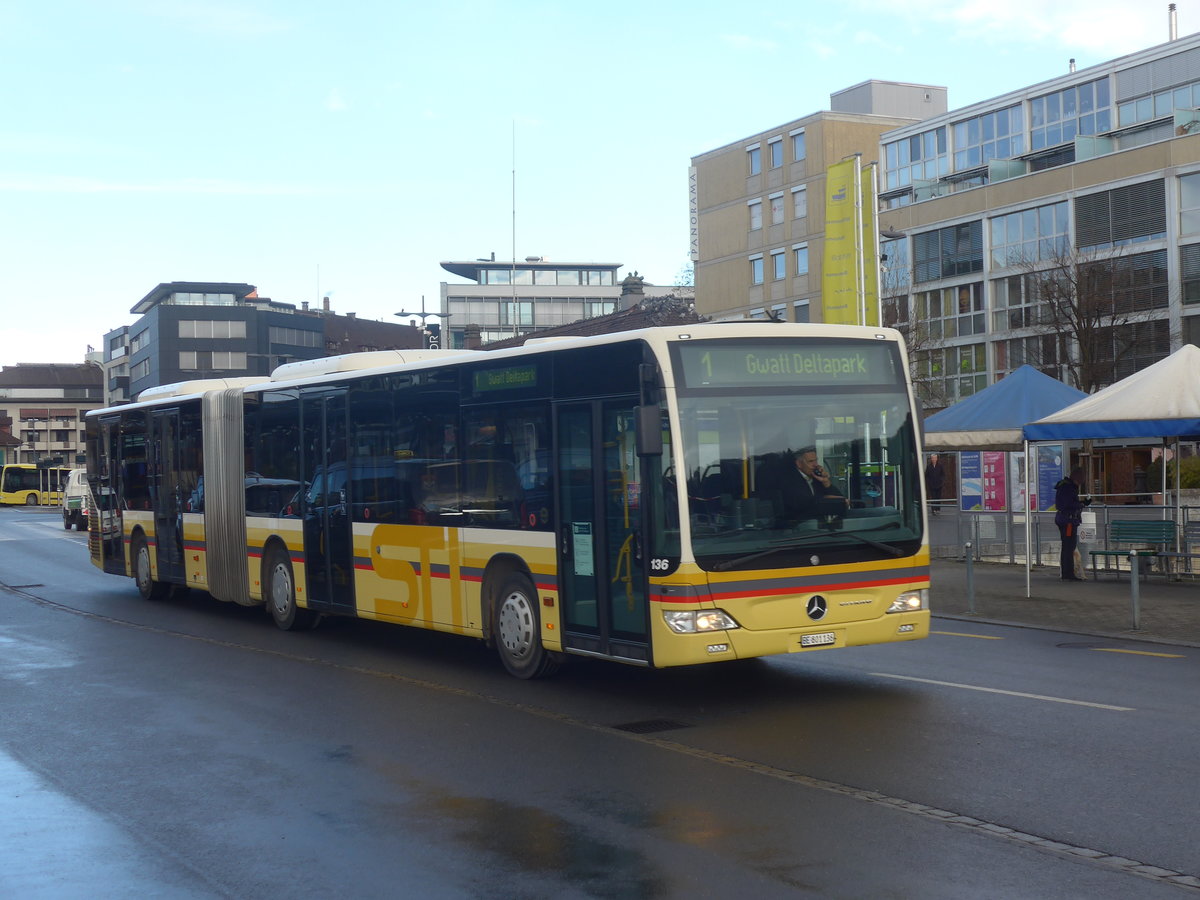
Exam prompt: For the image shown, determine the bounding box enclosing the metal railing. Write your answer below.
[928,500,1200,577]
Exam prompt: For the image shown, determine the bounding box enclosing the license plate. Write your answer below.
[800,631,836,647]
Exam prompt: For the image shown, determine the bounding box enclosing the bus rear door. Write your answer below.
[301,389,355,612]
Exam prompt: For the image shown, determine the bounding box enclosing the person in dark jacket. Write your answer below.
[1054,467,1090,581]
[924,454,945,514]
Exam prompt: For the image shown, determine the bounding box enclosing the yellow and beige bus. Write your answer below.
[85,323,930,678]
[0,463,72,506]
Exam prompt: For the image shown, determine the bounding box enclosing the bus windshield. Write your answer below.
[671,340,923,571]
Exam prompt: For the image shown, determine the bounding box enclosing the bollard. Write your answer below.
[965,541,975,615]
[1129,551,1141,631]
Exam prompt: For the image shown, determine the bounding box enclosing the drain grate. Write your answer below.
[612,718,690,735]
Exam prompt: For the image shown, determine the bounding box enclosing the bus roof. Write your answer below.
[88,322,904,418]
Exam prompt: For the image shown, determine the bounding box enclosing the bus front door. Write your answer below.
[555,401,650,663]
[150,409,185,585]
[302,389,355,613]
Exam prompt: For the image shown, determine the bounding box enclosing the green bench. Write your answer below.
[1088,519,1176,580]
[1157,521,1200,577]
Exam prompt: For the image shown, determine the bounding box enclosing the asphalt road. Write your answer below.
[2,505,1198,898]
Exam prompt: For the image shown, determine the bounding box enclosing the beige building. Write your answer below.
[0,363,104,466]
[690,81,946,322]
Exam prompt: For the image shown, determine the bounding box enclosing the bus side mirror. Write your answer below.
[635,405,662,457]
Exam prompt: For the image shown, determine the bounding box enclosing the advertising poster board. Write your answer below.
[960,451,983,511]
[982,451,1007,511]
[1036,444,1064,511]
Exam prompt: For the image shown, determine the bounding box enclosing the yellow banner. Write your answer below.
[822,158,859,325]
[821,158,881,326]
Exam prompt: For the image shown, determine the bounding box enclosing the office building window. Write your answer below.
[953,104,1024,171]
[913,221,983,282]
[1075,180,1166,251]
[916,343,987,403]
[748,199,762,231]
[769,137,783,168]
[990,201,1069,268]
[178,319,247,339]
[916,283,985,339]
[884,127,948,191]
[747,144,761,176]
[793,244,809,276]
[769,192,785,225]
[792,186,807,220]
[994,334,1066,379]
[1031,78,1111,151]
[793,299,810,323]
[500,301,534,326]
[1079,249,1168,313]
[584,300,616,318]
[750,255,764,285]
[991,274,1049,330]
[771,250,786,280]
[130,329,150,353]
[269,326,322,347]
[1181,173,1200,235]
[1118,80,1200,129]
[791,129,806,162]
[180,351,248,371]
[1183,244,1200,303]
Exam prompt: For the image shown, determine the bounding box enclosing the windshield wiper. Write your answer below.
[709,525,907,571]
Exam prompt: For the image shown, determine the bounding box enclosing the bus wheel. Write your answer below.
[133,535,169,601]
[494,573,559,679]
[266,546,317,631]
[25,493,38,506]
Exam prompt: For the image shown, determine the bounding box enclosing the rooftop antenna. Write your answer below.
[1170,3,1178,41]
[511,120,518,338]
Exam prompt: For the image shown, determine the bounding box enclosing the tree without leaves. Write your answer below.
[1014,246,1169,393]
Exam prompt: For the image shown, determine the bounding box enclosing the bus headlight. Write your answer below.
[887,589,927,613]
[663,609,740,634]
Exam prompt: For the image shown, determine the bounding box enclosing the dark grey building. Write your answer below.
[115,282,422,400]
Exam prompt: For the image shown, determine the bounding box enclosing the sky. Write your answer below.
[1,0,1196,366]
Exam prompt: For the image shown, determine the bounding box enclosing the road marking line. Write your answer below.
[1092,648,1185,659]
[932,630,1003,640]
[870,672,1135,711]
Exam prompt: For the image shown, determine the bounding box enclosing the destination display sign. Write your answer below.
[472,364,538,393]
[676,341,896,388]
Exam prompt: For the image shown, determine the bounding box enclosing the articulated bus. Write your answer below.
[0,463,72,506]
[85,323,930,678]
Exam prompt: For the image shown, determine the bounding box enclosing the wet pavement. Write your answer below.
[932,556,1200,647]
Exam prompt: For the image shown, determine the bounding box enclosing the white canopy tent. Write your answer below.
[1019,344,1200,595]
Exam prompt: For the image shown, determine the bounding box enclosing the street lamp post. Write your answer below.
[396,295,452,350]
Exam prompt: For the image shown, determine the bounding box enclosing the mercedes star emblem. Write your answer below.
[806,595,828,621]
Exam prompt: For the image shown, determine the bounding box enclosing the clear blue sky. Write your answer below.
[1,0,1194,365]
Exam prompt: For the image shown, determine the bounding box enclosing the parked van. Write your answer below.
[61,468,89,531]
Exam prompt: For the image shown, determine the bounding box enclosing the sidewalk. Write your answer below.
[931,557,1200,647]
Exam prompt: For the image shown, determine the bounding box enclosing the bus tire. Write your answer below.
[25,493,38,506]
[265,546,317,631]
[133,534,169,601]
[494,573,559,679]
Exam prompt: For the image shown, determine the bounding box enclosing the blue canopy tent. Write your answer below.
[923,365,1087,452]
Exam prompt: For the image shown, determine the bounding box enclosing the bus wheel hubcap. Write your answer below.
[498,592,534,659]
[271,564,291,614]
